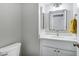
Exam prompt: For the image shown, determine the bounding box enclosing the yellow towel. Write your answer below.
[69,18,77,34]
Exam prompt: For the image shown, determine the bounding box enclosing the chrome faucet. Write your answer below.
[56,30,59,37]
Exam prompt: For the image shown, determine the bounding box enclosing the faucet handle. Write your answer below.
[73,43,79,48]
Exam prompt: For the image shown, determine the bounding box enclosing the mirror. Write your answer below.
[49,9,67,32]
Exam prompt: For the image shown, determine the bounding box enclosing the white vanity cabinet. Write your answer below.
[41,46,76,56]
[40,39,77,56]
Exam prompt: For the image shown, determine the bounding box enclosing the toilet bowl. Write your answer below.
[0,42,21,56]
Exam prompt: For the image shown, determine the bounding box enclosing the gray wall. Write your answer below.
[22,3,40,56]
[0,3,40,56]
[0,4,22,48]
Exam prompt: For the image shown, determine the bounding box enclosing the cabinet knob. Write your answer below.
[57,50,60,53]
[54,50,60,53]
[73,43,79,48]
[54,50,56,52]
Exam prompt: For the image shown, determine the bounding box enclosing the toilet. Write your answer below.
[0,43,21,56]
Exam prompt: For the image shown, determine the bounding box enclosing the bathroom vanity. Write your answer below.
[40,34,77,56]
[40,39,76,56]
[39,3,79,56]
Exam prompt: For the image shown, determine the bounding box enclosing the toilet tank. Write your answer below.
[0,43,21,56]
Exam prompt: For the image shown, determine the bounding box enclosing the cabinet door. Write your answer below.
[58,49,76,56]
[41,46,58,56]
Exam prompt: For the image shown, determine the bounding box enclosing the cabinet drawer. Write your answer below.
[40,39,76,51]
[41,46,58,56]
[58,49,76,56]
